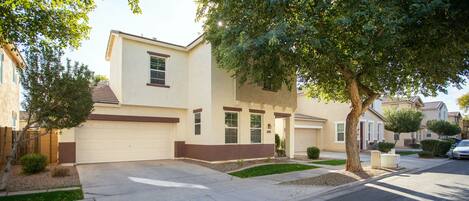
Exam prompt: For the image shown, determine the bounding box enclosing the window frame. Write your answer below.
[368,121,374,141]
[250,114,262,144]
[12,62,17,84]
[224,112,239,144]
[194,112,201,135]
[149,55,166,85]
[335,121,346,143]
[377,122,383,141]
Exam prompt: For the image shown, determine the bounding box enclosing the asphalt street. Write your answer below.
[311,160,469,201]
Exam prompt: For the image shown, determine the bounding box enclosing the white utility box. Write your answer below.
[381,154,400,169]
[370,151,381,169]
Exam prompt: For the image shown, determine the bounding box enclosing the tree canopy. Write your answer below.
[384,109,424,134]
[427,120,461,137]
[20,43,94,130]
[197,0,469,171]
[458,92,469,112]
[0,0,141,49]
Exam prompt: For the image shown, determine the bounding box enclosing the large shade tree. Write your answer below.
[197,0,469,171]
[427,120,461,138]
[0,0,141,49]
[458,92,469,113]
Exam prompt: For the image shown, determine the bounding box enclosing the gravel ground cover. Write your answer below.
[4,165,80,192]
[281,167,395,186]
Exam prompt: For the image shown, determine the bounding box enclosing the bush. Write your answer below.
[378,142,395,153]
[51,166,70,177]
[275,134,280,150]
[420,139,452,157]
[409,143,421,149]
[418,151,434,158]
[307,147,320,159]
[421,139,439,152]
[436,140,452,157]
[276,149,286,157]
[20,154,47,174]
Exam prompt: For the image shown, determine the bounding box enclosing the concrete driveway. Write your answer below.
[77,160,328,201]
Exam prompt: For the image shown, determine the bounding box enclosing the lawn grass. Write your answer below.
[229,163,317,178]
[310,159,347,166]
[396,151,419,156]
[1,189,83,201]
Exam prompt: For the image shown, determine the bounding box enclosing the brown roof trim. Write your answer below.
[223,107,242,112]
[249,109,265,114]
[193,108,202,113]
[111,30,186,48]
[274,112,291,118]
[368,108,385,121]
[147,51,170,58]
[88,114,179,123]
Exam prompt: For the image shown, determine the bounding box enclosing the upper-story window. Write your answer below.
[150,56,165,85]
[12,62,17,84]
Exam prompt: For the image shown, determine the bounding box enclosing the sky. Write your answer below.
[63,0,468,114]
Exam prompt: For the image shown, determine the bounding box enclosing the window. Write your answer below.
[377,122,382,141]
[194,112,201,135]
[250,114,262,143]
[0,52,3,84]
[368,122,373,141]
[12,63,17,84]
[150,56,165,85]
[225,112,238,143]
[336,122,345,142]
[427,133,432,138]
[11,112,16,129]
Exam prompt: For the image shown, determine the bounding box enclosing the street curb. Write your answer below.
[0,186,81,197]
[298,159,452,201]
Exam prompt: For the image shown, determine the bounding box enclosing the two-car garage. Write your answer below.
[75,120,174,164]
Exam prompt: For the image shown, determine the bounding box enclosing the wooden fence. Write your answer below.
[0,127,58,166]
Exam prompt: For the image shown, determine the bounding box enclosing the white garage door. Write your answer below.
[295,128,318,153]
[76,120,173,163]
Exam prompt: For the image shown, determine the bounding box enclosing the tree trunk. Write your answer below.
[345,107,363,172]
[0,126,28,190]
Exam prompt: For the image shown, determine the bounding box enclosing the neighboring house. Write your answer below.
[291,92,385,154]
[59,30,297,164]
[382,96,425,147]
[422,101,448,139]
[0,45,24,131]
[448,111,463,139]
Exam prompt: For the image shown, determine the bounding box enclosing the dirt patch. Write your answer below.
[281,167,395,186]
[182,158,291,173]
[4,165,80,192]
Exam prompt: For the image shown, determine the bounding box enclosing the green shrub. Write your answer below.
[51,166,70,177]
[275,134,280,150]
[307,147,320,159]
[436,140,452,157]
[378,142,395,153]
[421,139,439,152]
[418,151,434,158]
[276,149,286,157]
[20,154,47,174]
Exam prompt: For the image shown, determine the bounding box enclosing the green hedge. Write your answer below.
[307,147,320,159]
[418,151,434,158]
[378,142,395,153]
[20,153,47,174]
[420,139,452,157]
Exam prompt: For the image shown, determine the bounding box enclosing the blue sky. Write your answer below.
[63,0,468,114]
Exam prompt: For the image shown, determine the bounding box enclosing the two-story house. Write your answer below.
[422,101,448,139]
[58,30,297,164]
[382,96,425,147]
[287,92,385,154]
[0,45,24,131]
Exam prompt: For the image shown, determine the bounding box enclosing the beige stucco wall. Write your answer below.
[0,48,20,130]
[120,38,189,108]
[109,36,123,102]
[296,93,384,152]
[236,82,297,108]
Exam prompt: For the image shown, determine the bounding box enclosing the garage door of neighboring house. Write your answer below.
[295,128,318,153]
[76,120,173,163]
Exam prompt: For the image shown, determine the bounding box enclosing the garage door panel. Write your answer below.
[76,120,173,163]
[295,128,318,153]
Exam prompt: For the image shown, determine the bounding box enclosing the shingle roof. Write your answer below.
[423,101,444,110]
[92,84,119,104]
[294,113,327,122]
[448,112,461,117]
